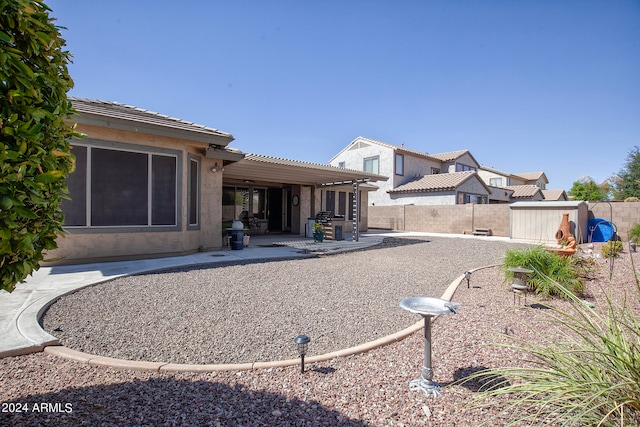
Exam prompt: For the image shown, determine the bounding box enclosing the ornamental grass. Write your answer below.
[502,246,585,298]
[470,245,640,426]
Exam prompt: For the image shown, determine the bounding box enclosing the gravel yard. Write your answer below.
[1,237,637,426]
[39,236,528,365]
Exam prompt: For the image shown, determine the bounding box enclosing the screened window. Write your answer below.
[395,154,404,176]
[363,156,379,174]
[455,163,476,172]
[338,192,347,217]
[325,190,336,214]
[152,155,178,225]
[338,161,345,169]
[63,146,87,226]
[62,144,178,228]
[188,157,200,227]
[91,148,148,226]
[458,193,487,204]
[489,177,503,187]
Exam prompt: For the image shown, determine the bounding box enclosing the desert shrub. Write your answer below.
[601,240,624,258]
[503,246,584,298]
[468,280,640,426]
[629,222,640,243]
[569,254,598,279]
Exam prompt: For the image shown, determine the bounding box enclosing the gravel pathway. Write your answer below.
[2,239,636,426]
[40,237,529,364]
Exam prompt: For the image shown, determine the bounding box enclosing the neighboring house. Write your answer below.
[331,136,562,206]
[329,136,490,206]
[488,186,515,203]
[387,171,491,205]
[515,171,548,189]
[505,185,545,201]
[49,99,384,264]
[541,189,568,201]
[479,165,548,189]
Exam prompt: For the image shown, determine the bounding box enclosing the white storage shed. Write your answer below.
[510,201,589,244]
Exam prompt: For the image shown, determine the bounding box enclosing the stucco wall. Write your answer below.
[459,177,489,196]
[370,204,511,236]
[395,153,440,188]
[332,142,394,207]
[370,201,640,242]
[388,193,456,206]
[478,169,507,187]
[588,201,640,241]
[45,124,226,264]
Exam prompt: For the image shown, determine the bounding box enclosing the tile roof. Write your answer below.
[505,185,543,198]
[479,164,513,177]
[541,189,567,201]
[388,171,477,193]
[70,97,234,142]
[429,150,470,162]
[513,171,547,182]
[331,136,441,162]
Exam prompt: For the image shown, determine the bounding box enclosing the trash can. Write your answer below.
[227,229,244,250]
[227,221,247,250]
[335,225,343,241]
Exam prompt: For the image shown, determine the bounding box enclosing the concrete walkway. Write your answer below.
[0,233,387,359]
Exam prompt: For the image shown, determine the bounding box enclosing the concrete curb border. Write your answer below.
[43,265,496,373]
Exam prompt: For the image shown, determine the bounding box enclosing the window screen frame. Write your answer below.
[363,156,379,175]
[187,154,201,230]
[394,153,404,176]
[61,139,182,233]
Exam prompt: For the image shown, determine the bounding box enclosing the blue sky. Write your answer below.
[48,0,640,192]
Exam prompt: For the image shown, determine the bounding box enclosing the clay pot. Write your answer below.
[555,212,572,244]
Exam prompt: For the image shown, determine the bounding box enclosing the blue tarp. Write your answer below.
[588,218,615,242]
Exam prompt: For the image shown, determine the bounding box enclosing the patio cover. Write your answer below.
[223,153,387,187]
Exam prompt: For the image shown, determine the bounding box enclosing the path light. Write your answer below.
[630,240,636,253]
[294,334,311,373]
[464,271,472,288]
[509,266,533,306]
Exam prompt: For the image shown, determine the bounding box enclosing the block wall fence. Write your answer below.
[368,202,640,242]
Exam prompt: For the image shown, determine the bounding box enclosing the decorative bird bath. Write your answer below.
[400,296,460,397]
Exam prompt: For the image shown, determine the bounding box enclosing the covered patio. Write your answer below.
[220,153,387,240]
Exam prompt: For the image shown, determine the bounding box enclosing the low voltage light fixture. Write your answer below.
[210,162,223,173]
[630,240,636,253]
[294,334,311,373]
[464,271,472,288]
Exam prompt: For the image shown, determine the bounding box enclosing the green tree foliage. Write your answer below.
[568,176,606,201]
[0,0,80,292]
[614,146,640,200]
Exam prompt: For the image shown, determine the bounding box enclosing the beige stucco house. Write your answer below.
[478,165,547,188]
[330,136,564,206]
[48,99,384,264]
[330,137,492,205]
